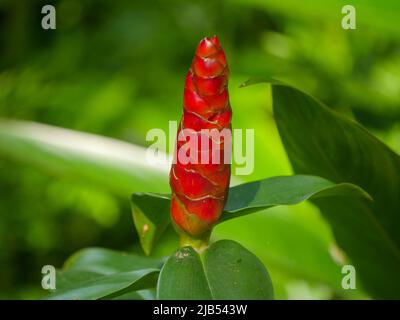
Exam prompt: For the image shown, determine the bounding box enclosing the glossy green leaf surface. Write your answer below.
[48,269,159,300]
[47,248,162,300]
[63,247,163,273]
[157,240,273,300]
[131,175,370,254]
[253,80,400,298]
[131,193,171,256]
[222,175,370,220]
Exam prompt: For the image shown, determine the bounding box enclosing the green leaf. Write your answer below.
[63,247,164,274]
[0,120,170,195]
[131,175,370,254]
[113,289,156,300]
[48,248,163,300]
[213,208,359,299]
[56,270,102,290]
[244,80,400,298]
[157,240,273,299]
[222,175,370,221]
[131,193,171,255]
[48,269,159,300]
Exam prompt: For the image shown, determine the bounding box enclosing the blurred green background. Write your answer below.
[0,0,399,299]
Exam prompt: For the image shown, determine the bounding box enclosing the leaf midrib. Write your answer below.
[198,250,215,299]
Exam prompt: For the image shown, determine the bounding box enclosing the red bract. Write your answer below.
[170,36,232,239]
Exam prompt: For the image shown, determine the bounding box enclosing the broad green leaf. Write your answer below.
[226,78,352,299]
[113,289,156,300]
[131,175,370,254]
[47,269,159,300]
[213,208,367,299]
[247,80,400,298]
[55,270,156,300]
[63,247,164,274]
[222,175,370,221]
[0,120,170,195]
[56,270,102,290]
[157,240,273,300]
[48,248,163,300]
[158,247,213,300]
[131,193,171,256]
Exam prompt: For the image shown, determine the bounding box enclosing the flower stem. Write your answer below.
[179,233,210,253]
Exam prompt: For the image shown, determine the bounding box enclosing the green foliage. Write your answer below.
[0,120,169,196]
[47,248,162,300]
[48,241,273,300]
[48,269,159,300]
[244,80,400,298]
[157,240,273,300]
[0,0,399,300]
[131,175,370,254]
[63,247,163,274]
[131,193,171,255]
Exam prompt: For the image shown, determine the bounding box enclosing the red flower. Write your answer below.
[170,36,232,239]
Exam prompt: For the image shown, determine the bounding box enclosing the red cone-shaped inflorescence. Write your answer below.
[170,36,232,239]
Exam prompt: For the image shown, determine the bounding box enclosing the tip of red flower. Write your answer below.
[196,36,221,58]
[210,35,220,48]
